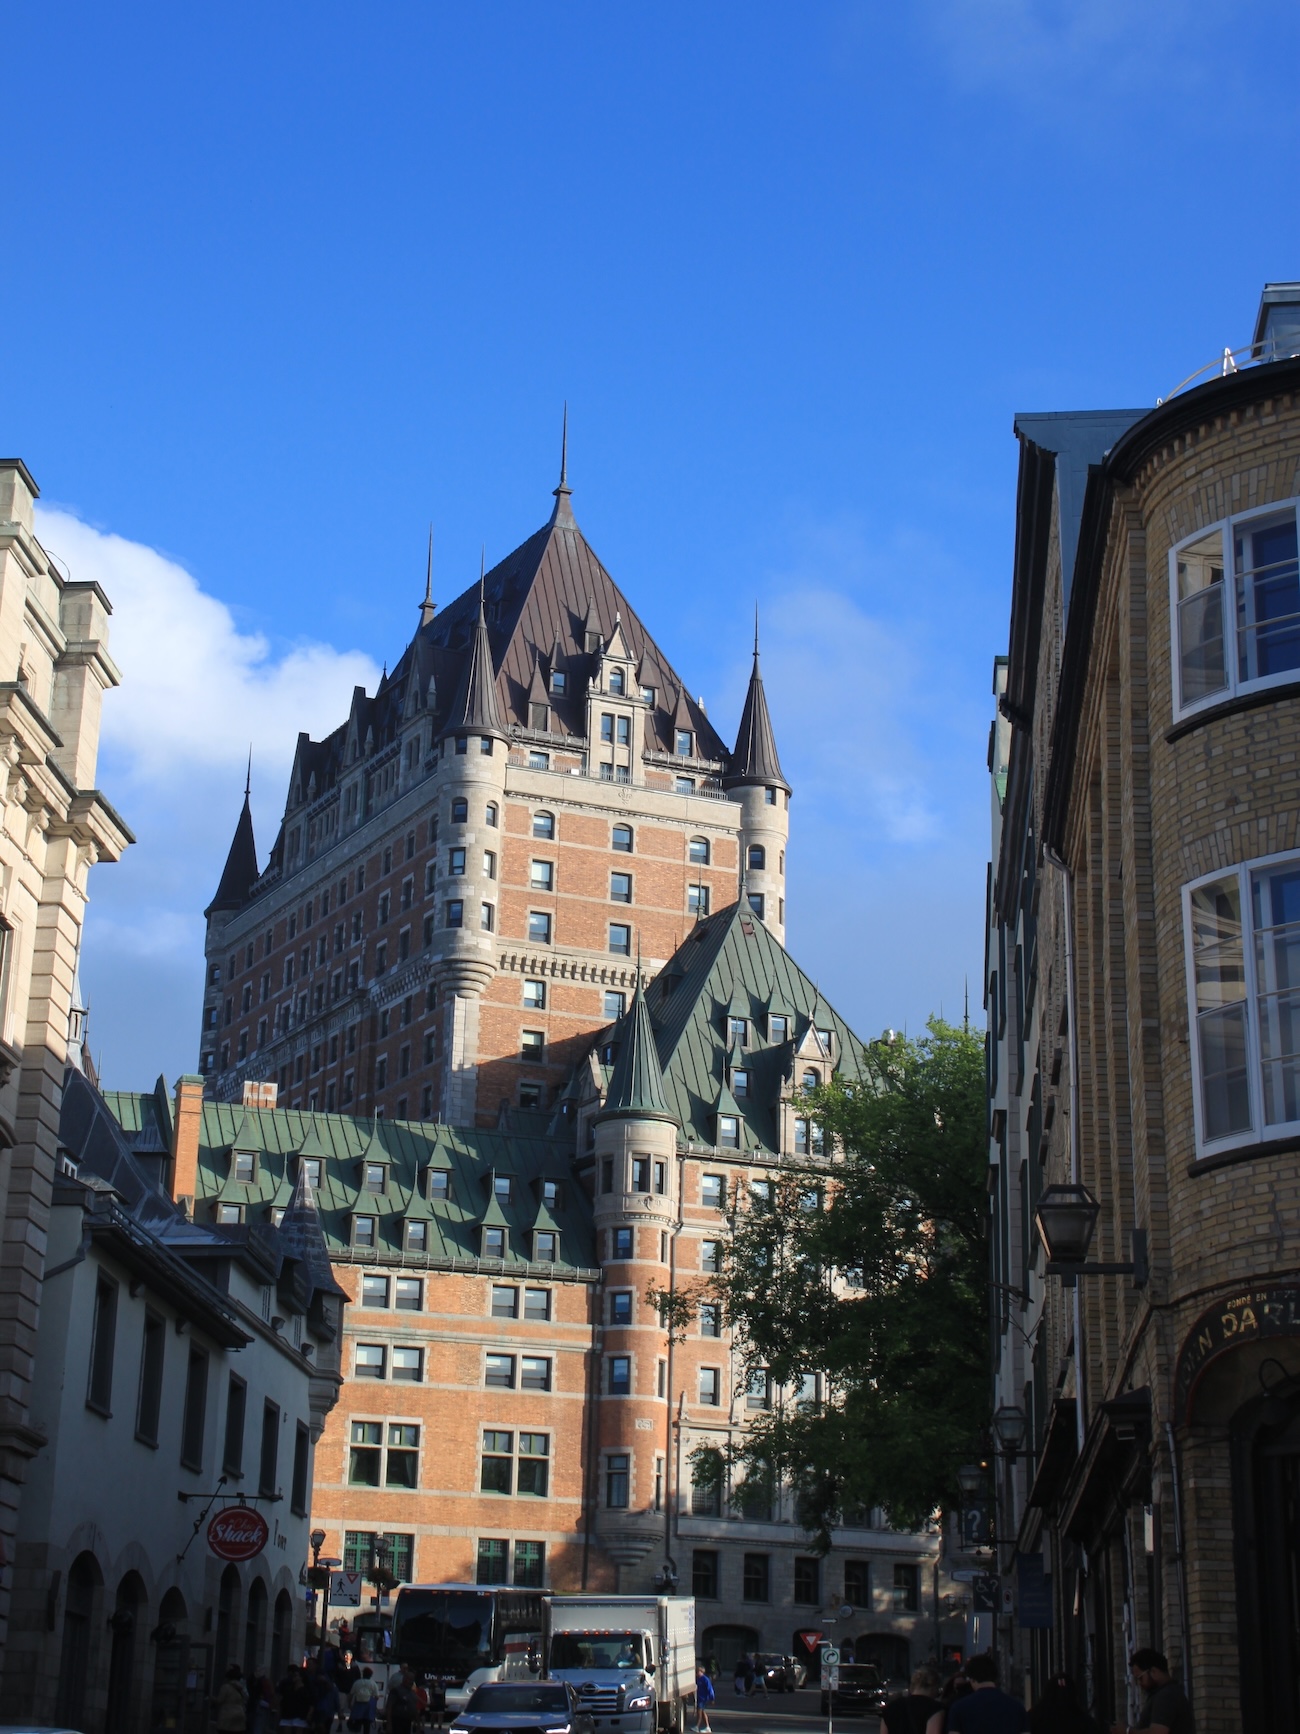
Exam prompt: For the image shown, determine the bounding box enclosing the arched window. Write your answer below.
[533,811,555,840]
[150,1588,190,1734]
[57,1552,103,1730]
[802,1069,820,1092]
[485,802,499,827]
[214,1563,241,1683]
[270,1589,293,1682]
[451,797,468,824]
[689,837,709,866]
[244,1576,268,1680]
[612,824,633,853]
[609,667,626,694]
[106,1571,145,1734]
[747,844,766,870]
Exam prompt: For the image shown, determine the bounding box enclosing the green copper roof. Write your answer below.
[100,1096,595,1274]
[597,977,675,1124]
[648,899,872,1151]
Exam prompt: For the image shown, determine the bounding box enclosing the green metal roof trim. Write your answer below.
[647,899,873,1151]
[100,1095,595,1272]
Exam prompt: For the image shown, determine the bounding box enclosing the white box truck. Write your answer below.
[544,1595,697,1734]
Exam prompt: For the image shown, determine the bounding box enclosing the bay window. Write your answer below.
[1172,501,1300,717]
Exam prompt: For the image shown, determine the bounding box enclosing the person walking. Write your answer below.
[348,1669,380,1734]
[695,1664,716,1734]
[314,1667,342,1734]
[741,1654,757,1698]
[386,1667,420,1734]
[279,1668,315,1733]
[941,1655,1028,1734]
[214,1665,249,1734]
[1109,1650,1193,1734]
[734,1656,747,1698]
[336,1652,361,1702]
[884,1668,943,1734]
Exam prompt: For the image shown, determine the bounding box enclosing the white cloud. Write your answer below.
[34,507,381,1086]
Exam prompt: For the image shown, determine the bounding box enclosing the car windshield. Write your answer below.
[465,1687,570,1715]
[756,1656,784,1666]
[550,1634,645,1670]
[839,1667,880,1683]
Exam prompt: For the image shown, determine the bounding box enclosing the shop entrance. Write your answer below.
[1233,1379,1300,1733]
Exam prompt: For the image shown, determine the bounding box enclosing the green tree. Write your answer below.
[708,1016,988,1545]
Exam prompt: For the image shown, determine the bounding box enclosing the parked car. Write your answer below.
[451,1682,596,1734]
[754,1654,801,1693]
[821,1663,886,1717]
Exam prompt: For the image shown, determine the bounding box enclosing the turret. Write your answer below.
[432,576,509,1125]
[199,773,260,1079]
[591,974,680,1584]
[724,617,790,945]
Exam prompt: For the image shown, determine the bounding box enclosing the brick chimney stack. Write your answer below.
[171,1074,205,1216]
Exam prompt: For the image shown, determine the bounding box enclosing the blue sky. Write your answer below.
[5,1,1298,1087]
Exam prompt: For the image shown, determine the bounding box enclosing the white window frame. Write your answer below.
[1183,846,1300,1159]
[1170,497,1300,721]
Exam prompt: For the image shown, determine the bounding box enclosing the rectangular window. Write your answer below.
[844,1560,870,1607]
[699,1367,721,1405]
[604,990,626,1019]
[534,1231,558,1262]
[692,1550,719,1599]
[518,1433,549,1496]
[1185,852,1300,1153]
[445,899,464,928]
[606,1453,630,1508]
[233,1150,256,1182]
[364,1162,386,1193]
[609,923,632,956]
[392,1346,423,1382]
[259,1400,280,1496]
[513,1540,545,1588]
[530,859,554,890]
[769,1013,788,1042]
[701,1173,725,1209]
[743,1554,770,1602]
[355,1343,387,1379]
[688,884,710,918]
[601,712,615,742]
[521,1029,545,1062]
[611,872,632,904]
[524,1287,551,1321]
[395,1277,422,1311]
[632,1156,650,1192]
[481,1430,513,1494]
[386,1423,420,1487]
[483,1227,506,1258]
[291,1422,311,1515]
[353,1215,377,1249]
[893,1563,919,1611]
[609,1355,632,1395]
[477,1539,509,1584]
[222,1373,246,1475]
[528,911,552,944]
[1172,504,1300,715]
[135,1311,166,1446]
[362,1273,390,1308]
[521,1356,551,1392]
[699,1302,722,1338]
[430,1169,450,1199]
[485,1354,516,1389]
[349,1421,382,1486]
[747,1368,772,1410]
[613,1226,634,1259]
[524,979,547,1009]
[87,1276,117,1414]
[180,1346,208,1470]
[492,1285,519,1318]
[481,903,495,932]
[700,1239,721,1274]
[610,1291,633,1325]
[675,729,693,756]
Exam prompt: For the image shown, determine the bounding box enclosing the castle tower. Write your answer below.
[200,772,260,1064]
[433,582,509,1126]
[591,971,679,1585]
[724,619,790,945]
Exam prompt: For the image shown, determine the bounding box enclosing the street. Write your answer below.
[702,1693,879,1734]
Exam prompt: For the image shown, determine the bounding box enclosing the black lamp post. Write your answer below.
[1034,1183,1148,1286]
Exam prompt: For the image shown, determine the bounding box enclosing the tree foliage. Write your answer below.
[706,1016,988,1545]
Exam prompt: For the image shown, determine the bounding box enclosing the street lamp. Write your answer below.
[1035,1183,1148,1286]
[956,1463,986,1500]
[991,1405,1028,1460]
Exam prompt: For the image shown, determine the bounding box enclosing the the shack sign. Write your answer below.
[1175,1284,1300,1419]
[208,1506,270,1562]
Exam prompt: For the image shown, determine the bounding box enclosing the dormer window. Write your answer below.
[429,1169,451,1200]
[640,685,656,706]
[769,1014,789,1043]
[405,1220,428,1252]
[550,670,567,695]
[494,1176,512,1203]
[483,1226,506,1259]
[732,1069,750,1099]
[530,704,549,732]
[675,730,693,757]
[233,1151,257,1183]
[729,1016,748,1046]
[586,629,602,653]
[609,667,625,695]
[534,1231,558,1263]
[817,1028,834,1054]
[364,1163,386,1194]
[542,1180,560,1209]
[300,1157,322,1188]
[353,1214,377,1249]
[216,1202,243,1225]
[718,1115,740,1149]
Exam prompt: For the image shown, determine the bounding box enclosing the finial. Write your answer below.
[636,932,642,988]
[754,603,760,660]
[552,405,574,522]
[479,545,486,612]
[245,746,252,800]
[560,401,568,487]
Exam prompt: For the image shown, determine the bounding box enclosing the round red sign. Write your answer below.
[207,1506,270,1562]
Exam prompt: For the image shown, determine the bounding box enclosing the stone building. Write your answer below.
[987,283,1300,1730]
[196,459,791,1128]
[0,461,132,1671]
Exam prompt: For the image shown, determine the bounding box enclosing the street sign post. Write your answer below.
[824,1648,839,1734]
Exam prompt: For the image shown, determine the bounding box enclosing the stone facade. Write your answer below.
[0,461,131,1671]
[988,287,1300,1730]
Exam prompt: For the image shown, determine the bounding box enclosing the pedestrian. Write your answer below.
[386,1667,420,1734]
[734,1656,747,1698]
[248,1673,275,1734]
[214,1664,249,1734]
[742,1654,757,1698]
[314,1667,342,1734]
[349,1668,381,1734]
[884,1667,943,1734]
[279,1667,315,1732]
[336,1652,361,1702]
[695,1665,716,1734]
[941,1655,1028,1734]
[1031,1674,1096,1734]
[1108,1650,1193,1734]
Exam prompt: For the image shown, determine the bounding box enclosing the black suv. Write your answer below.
[820,1664,886,1717]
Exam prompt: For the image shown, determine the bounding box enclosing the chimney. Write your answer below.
[172,1074,206,1216]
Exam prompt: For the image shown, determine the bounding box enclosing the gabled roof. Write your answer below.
[206,791,259,916]
[644,899,872,1150]
[726,639,788,791]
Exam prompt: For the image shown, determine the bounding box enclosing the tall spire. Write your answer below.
[419,525,436,627]
[244,746,252,799]
[551,402,575,528]
[206,779,259,916]
[725,611,789,791]
[440,556,506,739]
[597,966,676,1124]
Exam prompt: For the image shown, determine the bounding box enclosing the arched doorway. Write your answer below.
[215,1564,241,1682]
[700,1625,761,1682]
[106,1571,146,1734]
[271,1588,294,1681]
[244,1577,268,1680]
[150,1588,190,1734]
[57,1551,104,1730]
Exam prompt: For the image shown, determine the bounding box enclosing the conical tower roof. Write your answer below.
[726,622,789,791]
[441,587,507,739]
[206,789,259,916]
[278,1160,347,1298]
[597,976,676,1125]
